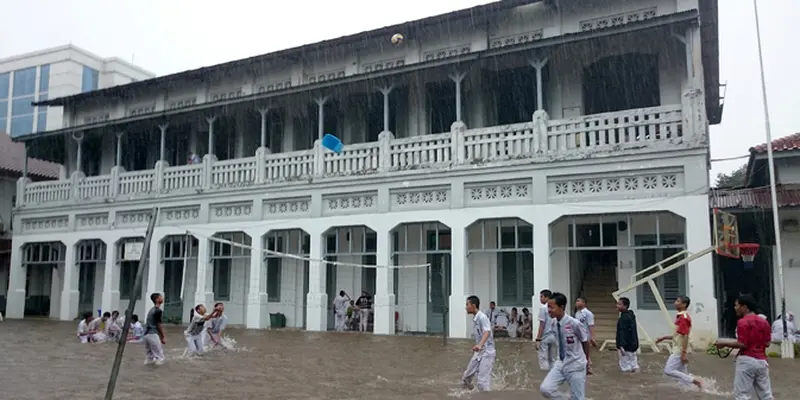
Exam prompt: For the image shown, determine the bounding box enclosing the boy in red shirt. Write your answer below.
[655,295,702,389]
[715,294,773,400]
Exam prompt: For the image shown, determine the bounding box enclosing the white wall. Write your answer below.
[773,209,800,318]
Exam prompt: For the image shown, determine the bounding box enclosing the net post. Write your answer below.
[104,207,159,400]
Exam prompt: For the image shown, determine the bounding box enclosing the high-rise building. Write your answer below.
[0,44,155,137]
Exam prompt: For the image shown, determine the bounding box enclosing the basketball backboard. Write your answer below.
[713,209,740,258]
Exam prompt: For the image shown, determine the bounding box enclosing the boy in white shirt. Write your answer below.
[77,312,97,343]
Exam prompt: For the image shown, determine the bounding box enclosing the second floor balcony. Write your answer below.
[18,101,699,209]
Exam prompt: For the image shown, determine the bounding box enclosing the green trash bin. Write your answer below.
[269,313,279,328]
[278,313,287,328]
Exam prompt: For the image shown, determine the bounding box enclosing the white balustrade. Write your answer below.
[18,105,690,207]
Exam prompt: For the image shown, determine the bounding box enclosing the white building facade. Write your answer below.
[0,45,155,138]
[5,0,722,344]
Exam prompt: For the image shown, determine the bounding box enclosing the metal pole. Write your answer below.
[753,0,791,358]
[104,208,159,399]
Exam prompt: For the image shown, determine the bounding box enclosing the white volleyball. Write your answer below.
[391,33,404,45]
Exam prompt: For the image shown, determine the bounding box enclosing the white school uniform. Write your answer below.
[185,313,208,355]
[77,320,91,343]
[129,322,144,343]
[539,315,590,399]
[538,304,557,370]
[333,296,350,331]
[461,311,496,392]
[88,318,108,342]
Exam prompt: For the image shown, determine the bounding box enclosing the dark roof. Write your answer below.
[34,0,543,108]
[0,133,60,179]
[750,132,800,154]
[709,184,800,209]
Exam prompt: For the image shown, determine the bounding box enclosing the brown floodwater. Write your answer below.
[0,319,797,399]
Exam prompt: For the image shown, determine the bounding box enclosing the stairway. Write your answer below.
[578,265,618,342]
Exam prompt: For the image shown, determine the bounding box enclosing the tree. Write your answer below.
[714,163,748,188]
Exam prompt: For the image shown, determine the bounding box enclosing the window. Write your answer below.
[119,261,141,300]
[361,255,377,295]
[12,67,36,96]
[38,64,50,93]
[12,97,34,116]
[0,73,9,98]
[10,114,33,137]
[82,66,99,92]
[0,99,7,132]
[497,251,534,304]
[36,111,47,132]
[213,258,231,300]
[635,234,686,309]
[266,235,283,302]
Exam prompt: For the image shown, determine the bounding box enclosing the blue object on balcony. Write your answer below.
[321,134,343,154]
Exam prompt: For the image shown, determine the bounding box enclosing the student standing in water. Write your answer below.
[615,297,640,373]
[535,289,557,370]
[539,292,590,400]
[143,293,166,365]
[206,302,228,347]
[186,304,218,356]
[333,291,351,332]
[355,290,372,333]
[655,295,703,389]
[461,295,495,392]
[574,297,596,374]
[715,294,773,400]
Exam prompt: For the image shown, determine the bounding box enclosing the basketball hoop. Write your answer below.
[733,243,760,269]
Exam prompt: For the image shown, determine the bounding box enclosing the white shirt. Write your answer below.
[574,308,595,332]
[553,315,590,372]
[77,320,91,343]
[334,296,350,314]
[472,311,496,356]
[494,311,509,328]
[538,304,555,337]
[131,322,144,339]
[486,308,497,324]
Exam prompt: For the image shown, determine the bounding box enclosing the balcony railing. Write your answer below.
[18,104,693,208]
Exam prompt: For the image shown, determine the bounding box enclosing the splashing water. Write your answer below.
[445,360,534,397]
[172,334,251,360]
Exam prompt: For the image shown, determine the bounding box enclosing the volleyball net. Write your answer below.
[152,224,453,335]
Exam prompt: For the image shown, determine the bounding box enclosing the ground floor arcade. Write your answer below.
[2,195,716,342]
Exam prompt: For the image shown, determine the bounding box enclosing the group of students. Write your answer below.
[484,302,534,339]
[461,289,775,400]
[77,310,144,343]
[332,290,374,332]
[75,293,229,366]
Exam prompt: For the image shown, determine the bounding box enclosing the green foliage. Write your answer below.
[714,163,748,188]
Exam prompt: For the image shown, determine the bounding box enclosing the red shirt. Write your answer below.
[675,312,691,336]
[737,314,771,360]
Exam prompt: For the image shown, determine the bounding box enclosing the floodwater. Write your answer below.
[1,320,797,400]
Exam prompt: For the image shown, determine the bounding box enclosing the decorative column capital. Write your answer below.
[158,123,169,132]
[206,115,218,124]
[314,96,329,107]
[528,56,549,70]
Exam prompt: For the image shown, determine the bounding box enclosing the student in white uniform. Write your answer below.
[333,291,351,332]
[539,292,590,399]
[206,302,229,348]
[185,304,218,356]
[771,312,800,343]
[77,312,97,343]
[89,313,109,343]
[127,314,145,343]
[574,297,596,374]
[507,307,521,338]
[535,289,557,370]
[107,310,123,341]
[461,295,496,392]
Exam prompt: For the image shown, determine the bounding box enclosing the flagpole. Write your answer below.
[752,0,792,358]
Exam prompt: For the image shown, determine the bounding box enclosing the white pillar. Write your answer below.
[193,237,214,308]
[258,108,269,149]
[206,116,217,156]
[100,240,120,315]
[379,86,393,133]
[59,240,79,320]
[145,235,163,302]
[373,227,395,335]
[5,241,26,318]
[683,196,719,347]
[115,132,124,167]
[245,231,266,329]
[73,132,84,173]
[315,97,328,141]
[448,71,466,123]
[448,222,469,338]
[531,217,551,337]
[158,124,168,162]
[305,228,327,331]
[528,57,549,112]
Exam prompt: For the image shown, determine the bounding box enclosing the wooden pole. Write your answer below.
[104,207,159,400]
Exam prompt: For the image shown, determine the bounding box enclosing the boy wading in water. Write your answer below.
[143,292,167,365]
[461,295,496,392]
[715,294,773,400]
[539,292,590,400]
[536,289,557,370]
[615,297,639,372]
[655,295,702,389]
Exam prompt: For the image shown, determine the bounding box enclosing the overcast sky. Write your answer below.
[2,0,798,181]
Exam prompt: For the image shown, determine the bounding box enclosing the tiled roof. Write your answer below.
[750,132,800,154]
[0,133,60,179]
[709,184,800,209]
